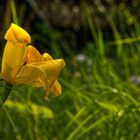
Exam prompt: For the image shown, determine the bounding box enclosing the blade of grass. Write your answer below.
[109,16,122,57]
[109,36,140,45]
[65,111,86,130]
[11,0,18,24]
[98,28,105,57]
[84,5,98,48]
[75,115,110,139]
[0,82,12,108]
[66,114,93,140]
[3,106,22,140]
[65,107,86,131]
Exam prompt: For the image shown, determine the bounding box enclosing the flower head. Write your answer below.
[1,23,65,99]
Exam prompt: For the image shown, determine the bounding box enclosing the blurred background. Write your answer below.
[1,0,140,140]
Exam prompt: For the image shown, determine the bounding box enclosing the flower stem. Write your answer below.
[0,83,12,108]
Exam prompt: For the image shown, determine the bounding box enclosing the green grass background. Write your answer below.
[1,0,140,140]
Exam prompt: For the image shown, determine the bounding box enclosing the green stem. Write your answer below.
[0,83,12,108]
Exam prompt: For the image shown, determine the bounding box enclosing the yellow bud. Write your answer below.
[1,23,31,83]
[4,23,31,43]
[1,41,27,83]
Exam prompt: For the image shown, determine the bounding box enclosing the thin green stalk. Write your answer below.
[11,0,18,25]
[3,106,22,140]
[0,84,12,108]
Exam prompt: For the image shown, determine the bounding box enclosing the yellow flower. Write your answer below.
[1,23,65,99]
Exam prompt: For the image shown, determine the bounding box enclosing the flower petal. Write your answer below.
[13,59,65,98]
[32,59,65,87]
[26,45,42,63]
[41,53,53,61]
[41,53,63,97]
[5,23,31,43]
[1,41,27,83]
[13,63,50,91]
[50,80,62,96]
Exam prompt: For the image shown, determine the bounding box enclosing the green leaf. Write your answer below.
[0,80,12,108]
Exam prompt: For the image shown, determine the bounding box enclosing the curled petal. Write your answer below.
[50,80,62,96]
[32,59,65,87]
[13,59,65,98]
[41,53,53,61]
[41,53,63,97]
[26,45,42,63]
[1,41,27,83]
[5,23,31,43]
[13,63,50,93]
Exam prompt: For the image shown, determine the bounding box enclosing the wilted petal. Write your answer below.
[1,41,27,83]
[5,23,31,43]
